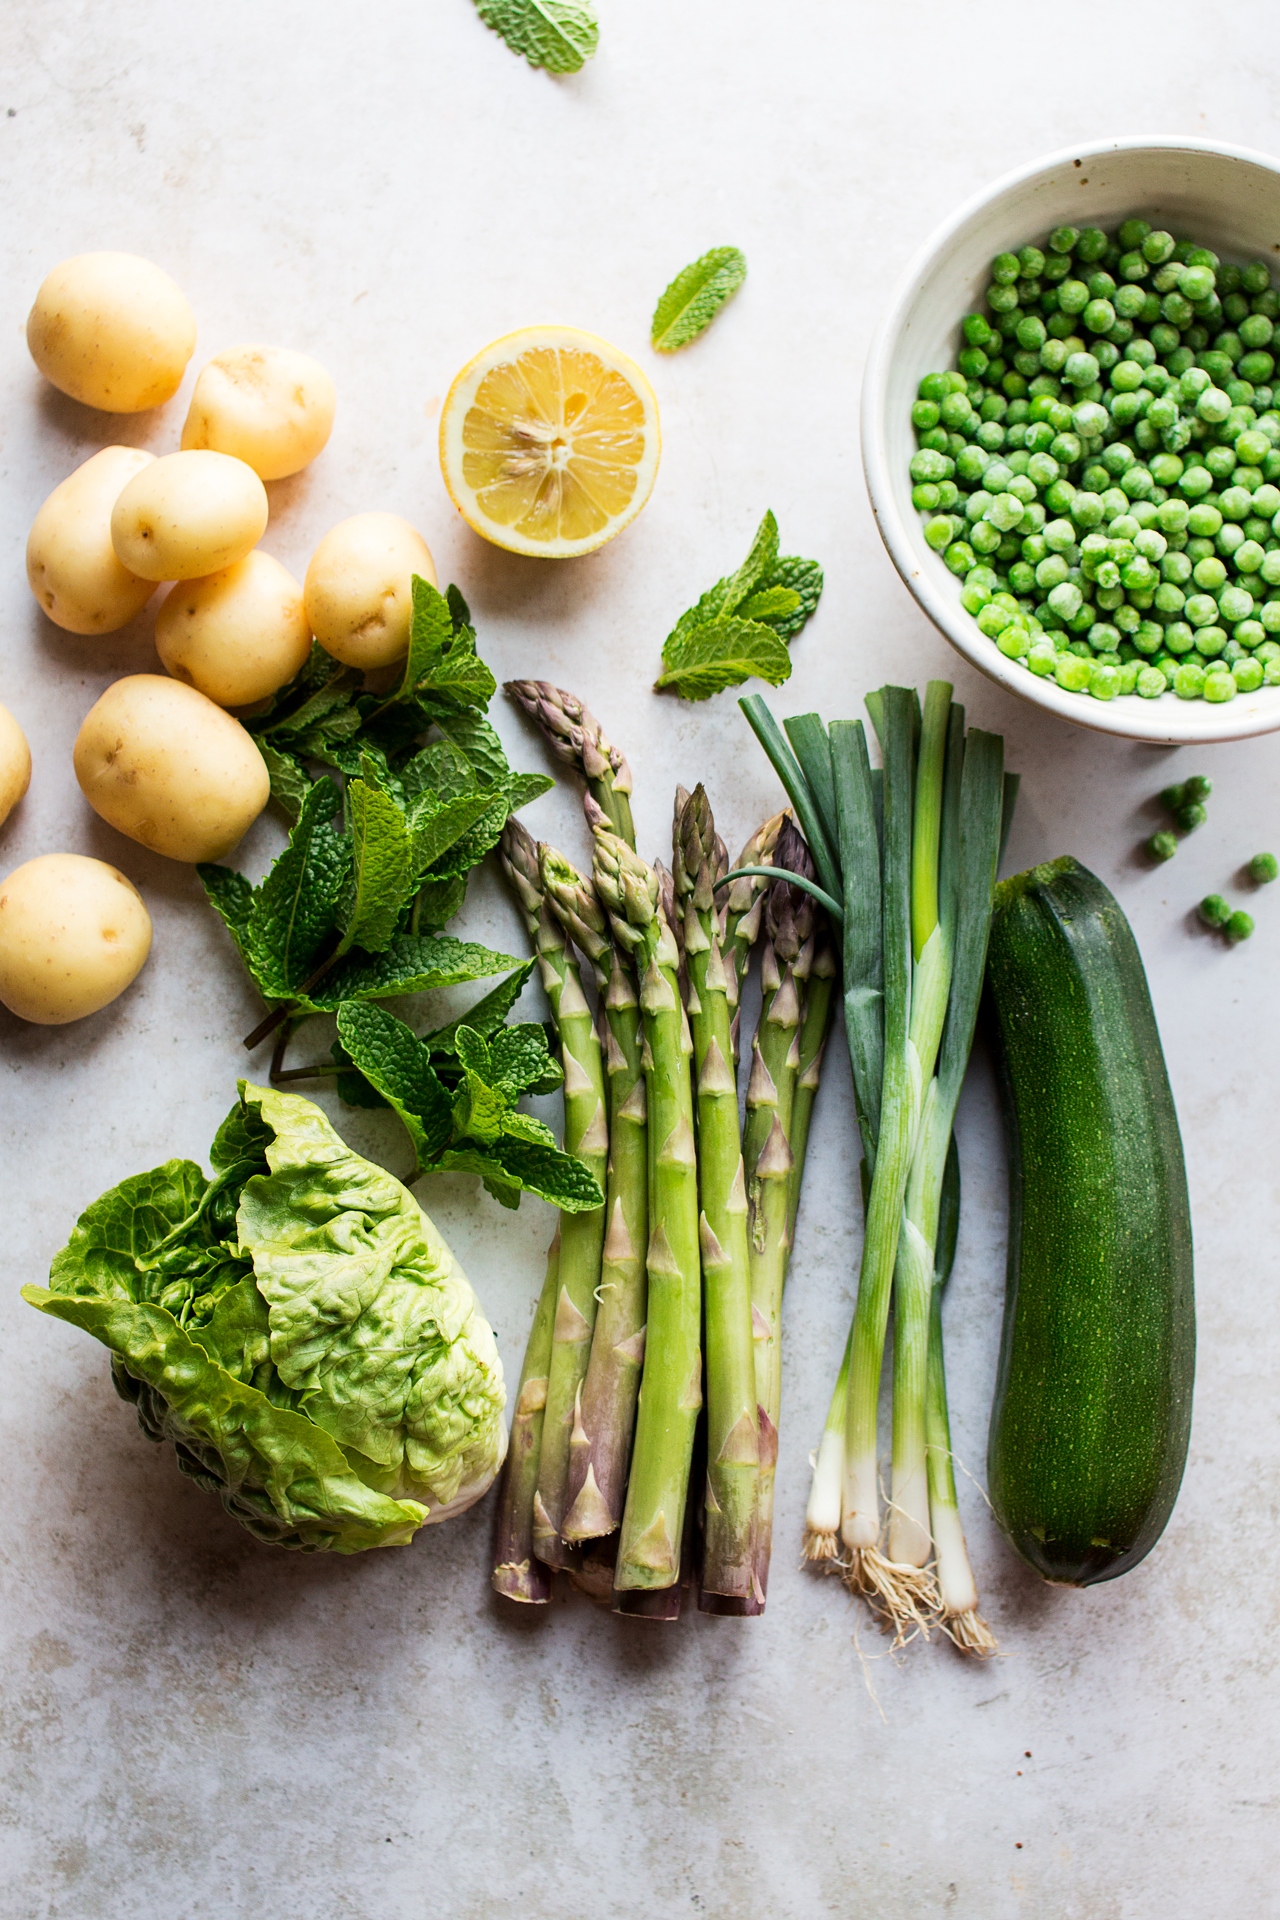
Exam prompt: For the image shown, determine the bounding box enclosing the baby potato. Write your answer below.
[155,551,312,708]
[304,513,436,669]
[26,446,157,634]
[0,706,32,827]
[181,344,337,481]
[0,853,151,1025]
[110,450,269,582]
[74,674,269,863]
[26,252,196,413]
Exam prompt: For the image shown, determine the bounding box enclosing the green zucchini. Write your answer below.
[985,856,1194,1587]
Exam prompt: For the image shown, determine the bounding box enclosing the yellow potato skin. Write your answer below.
[26,447,157,635]
[304,513,436,669]
[181,344,337,481]
[26,253,196,414]
[0,706,32,827]
[73,674,270,863]
[110,450,269,582]
[156,551,312,708]
[0,853,152,1025]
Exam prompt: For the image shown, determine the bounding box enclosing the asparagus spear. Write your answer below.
[491,1229,560,1603]
[592,827,701,1594]
[674,786,759,1606]
[505,680,636,846]
[741,822,820,1603]
[498,821,608,1569]
[539,854,649,1544]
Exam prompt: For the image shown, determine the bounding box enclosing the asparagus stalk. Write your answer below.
[540,855,650,1544]
[505,680,636,846]
[674,786,759,1606]
[592,827,701,1594]
[491,1229,560,1603]
[499,822,608,1569]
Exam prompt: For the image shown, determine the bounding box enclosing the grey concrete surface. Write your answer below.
[2,4,1279,1916]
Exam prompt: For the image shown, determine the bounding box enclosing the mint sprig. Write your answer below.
[336,1002,602,1211]
[654,511,824,701]
[474,0,598,73]
[651,246,747,352]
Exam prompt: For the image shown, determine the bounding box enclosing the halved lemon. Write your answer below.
[439,325,660,559]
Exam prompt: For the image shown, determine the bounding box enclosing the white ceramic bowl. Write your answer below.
[862,135,1280,744]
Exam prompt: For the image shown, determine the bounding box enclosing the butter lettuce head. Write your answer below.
[23,1084,506,1553]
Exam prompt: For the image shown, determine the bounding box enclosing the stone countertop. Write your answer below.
[2,5,1278,1916]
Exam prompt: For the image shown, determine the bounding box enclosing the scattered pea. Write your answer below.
[1249,851,1278,883]
[1199,893,1231,926]
[1148,830,1179,861]
[1226,909,1255,943]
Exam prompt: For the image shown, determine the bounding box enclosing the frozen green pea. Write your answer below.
[1199,893,1232,927]
[944,542,976,575]
[1137,665,1168,698]
[996,624,1031,659]
[1148,830,1179,860]
[1225,909,1255,942]
[1201,673,1236,704]
[1234,656,1265,691]
[1174,661,1207,698]
[1054,652,1092,692]
[1088,661,1120,700]
[1249,851,1279,883]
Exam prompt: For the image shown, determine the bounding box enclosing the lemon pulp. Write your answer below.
[440,327,660,558]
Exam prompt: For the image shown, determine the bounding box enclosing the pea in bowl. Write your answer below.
[861,135,1280,744]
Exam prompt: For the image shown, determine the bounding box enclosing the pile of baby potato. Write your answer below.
[0,250,440,1027]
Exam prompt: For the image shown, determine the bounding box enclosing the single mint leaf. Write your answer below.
[454,1026,493,1080]
[256,742,311,822]
[486,1135,604,1210]
[655,615,793,702]
[399,740,479,806]
[445,584,472,630]
[437,1147,523,1210]
[437,710,509,787]
[737,585,802,625]
[475,0,598,73]
[244,779,348,998]
[198,866,255,968]
[422,790,511,881]
[413,873,468,931]
[506,771,555,811]
[300,936,524,1014]
[422,959,536,1054]
[256,669,357,744]
[499,1110,559,1148]
[452,1069,509,1147]
[761,555,824,641]
[335,1003,453,1169]
[407,789,504,881]
[489,1021,558,1096]
[651,246,747,352]
[339,768,415,955]
[721,511,780,615]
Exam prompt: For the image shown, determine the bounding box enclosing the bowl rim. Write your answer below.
[862,132,1280,745]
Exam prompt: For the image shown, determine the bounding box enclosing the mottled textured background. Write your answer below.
[2,5,1279,1915]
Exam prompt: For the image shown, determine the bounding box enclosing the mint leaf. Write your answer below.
[651,246,747,352]
[301,936,524,1013]
[475,0,598,73]
[736,585,802,625]
[656,512,823,699]
[763,555,824,641]
[655,615,793,702]
[488,1021,559,1095]
[422,959,536,1053]
[399,577,497,713]
[243,779,348,998]
[413,873,468,930]
[437,709,509,785]
[482,1136,606,1209]
[339,765,415,955]
[336,1003,453,1168]
[407,788,507,879]
[199,866,255,968]
[506,771,555,810]
[256,741,311,822]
